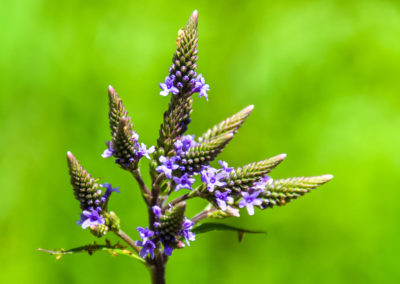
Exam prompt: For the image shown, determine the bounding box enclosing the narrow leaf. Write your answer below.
[192,222,266,236]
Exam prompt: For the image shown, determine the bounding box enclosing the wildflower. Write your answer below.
[156,156,179,179]
[218,160,233,173]
[215,189,234,211]
[152,205,162,219]
[200,167,226,192]
[159,75,179,96]
[173,173,196,191]
[136,143,155,160]
[101,141,114,158]
[135,227,156,259]
[238,190,263,215]
[100,183,120,203]
[252,175,272,190]
[179,218,195,246]
[174,135,198,154]
[192,74,210,100]
[77,207,105,229]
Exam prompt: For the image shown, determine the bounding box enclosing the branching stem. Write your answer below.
[114,230,141,254]
[131,168,152,205]
[191,207,217,224]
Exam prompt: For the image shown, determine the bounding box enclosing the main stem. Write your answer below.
[149,254,166,284]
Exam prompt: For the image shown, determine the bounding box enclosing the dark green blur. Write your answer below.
[1,0,399,283]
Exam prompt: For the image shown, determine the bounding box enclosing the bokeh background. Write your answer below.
[1,0,399,283]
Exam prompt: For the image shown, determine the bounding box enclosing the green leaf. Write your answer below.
[37,241,145,264]
[192,222,266,242]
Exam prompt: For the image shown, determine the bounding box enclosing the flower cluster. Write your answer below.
[102,134,155,167]
[76,183,120,229]
[135,205,195,259]
[156,135,199,188]
[159,73,209,100]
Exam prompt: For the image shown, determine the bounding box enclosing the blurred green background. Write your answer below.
[1,0,399,283]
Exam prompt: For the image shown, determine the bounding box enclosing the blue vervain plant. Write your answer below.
[39,10,333,284]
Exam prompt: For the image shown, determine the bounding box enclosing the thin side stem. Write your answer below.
[151,173,165,206]
[166,190,198,209]
[131,168,152,205]
[191,207,217,224]
[114,230,141,254]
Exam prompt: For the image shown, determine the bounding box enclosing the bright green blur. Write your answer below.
[1,0,399,283]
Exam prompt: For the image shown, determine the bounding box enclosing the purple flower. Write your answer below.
[156,156,179,179]
[192,74,210,100]
[174,135,198,154]
[135,227,157,259]
[159,75,179,96]
[137,143,155,160]
[152,205,162,219]
[218,160,233,173]
[180,135,198,151]
[101,141,113,158]
[135,239,156,259]
[179,218,196,246]
[215,189,234,211]
[173,173,196,191]
[174,140,183,152]
[163,244,173,256]
[137,226,155,240]
[252,175,272,191]
[100,183,120,203]
[200,167,226,192]
[77,207,105,229]
[238,190,263,215]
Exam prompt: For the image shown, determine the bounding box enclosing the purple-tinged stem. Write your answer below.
[131,168,151,205]
[191,207,217,224]
[166,190,198,210]
[149,253,166,284]
[114,230,141,254]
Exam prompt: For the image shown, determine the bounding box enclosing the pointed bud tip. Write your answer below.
[321,174,334,181]
[108,85,115,94]
[277,153,287,160]
[191,10,198,21]
[176,201,187,209]
[246,105,255,112]
[67,151,74,159]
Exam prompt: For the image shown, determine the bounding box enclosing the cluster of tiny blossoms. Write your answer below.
[160,73,210,100]
[135,206,195,258]
[134,75,210,258]
[102,131,155,167]
[77,183,120,229]
[129,75,271,260]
